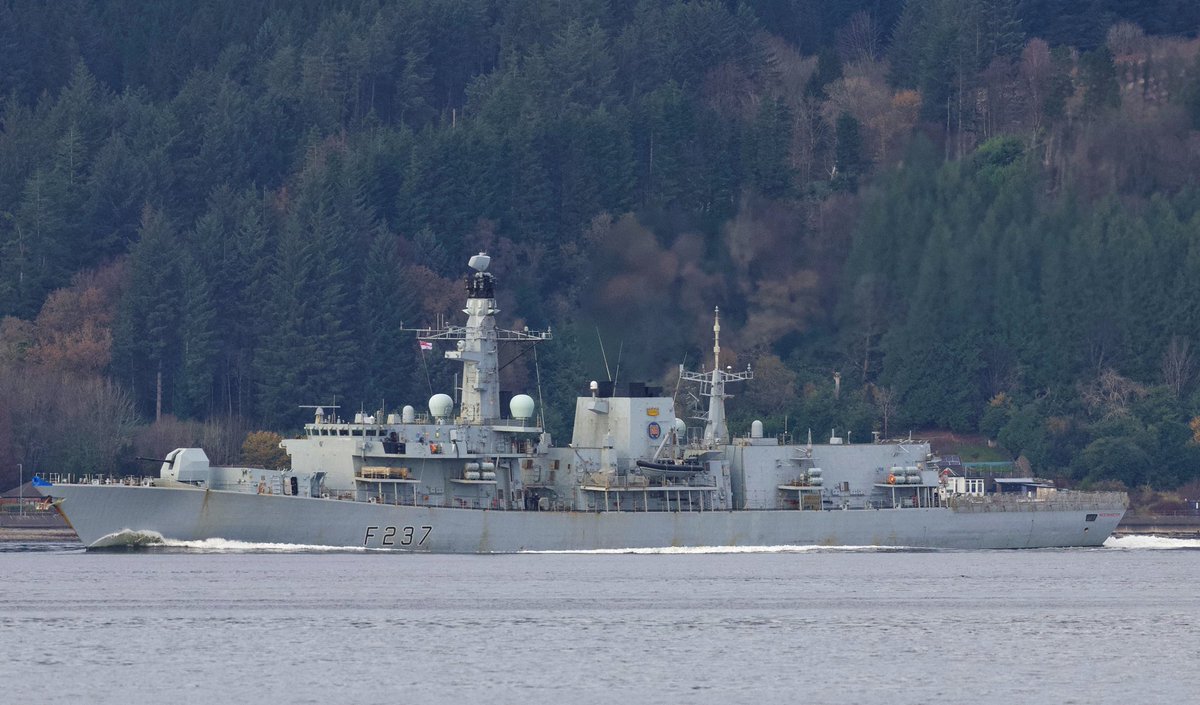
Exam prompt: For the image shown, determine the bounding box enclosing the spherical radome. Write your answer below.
[510,394,535,419]
[428,394,453,419]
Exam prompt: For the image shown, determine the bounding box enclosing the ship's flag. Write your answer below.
[419,341,433,351]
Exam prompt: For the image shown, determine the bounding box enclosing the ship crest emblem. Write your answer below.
[647,422,661,440]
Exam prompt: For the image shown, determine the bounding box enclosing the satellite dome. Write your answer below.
[674,418,687,438]
[510,394,535,420]
[428,394,453,420]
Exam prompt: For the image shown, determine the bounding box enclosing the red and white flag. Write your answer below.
[419,341,433,351]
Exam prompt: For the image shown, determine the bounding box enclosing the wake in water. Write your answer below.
[88,529,372,553]
[1103,535,1200,550]
[80,531,1200,553]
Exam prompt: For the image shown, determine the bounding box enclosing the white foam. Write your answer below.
[158,537,371,553]
[522,544,903,555]
[89,529,369,553]
[1104,535,1200,550]
[89,529,168,548]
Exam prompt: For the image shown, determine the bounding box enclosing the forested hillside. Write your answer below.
[3,0,1200,497]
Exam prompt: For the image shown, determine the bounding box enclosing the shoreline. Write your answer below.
[1112,513,1200,539]
[0,527,80,542]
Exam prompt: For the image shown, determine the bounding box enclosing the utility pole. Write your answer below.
[18,463,23,517]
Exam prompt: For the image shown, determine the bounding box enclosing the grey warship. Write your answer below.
[38,253,1127,551]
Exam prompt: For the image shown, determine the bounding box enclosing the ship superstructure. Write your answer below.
[37,253,1127,551]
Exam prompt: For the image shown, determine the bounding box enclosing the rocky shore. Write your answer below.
[0,527,79,542]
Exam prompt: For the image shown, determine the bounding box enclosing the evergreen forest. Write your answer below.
[4,0,1200,503]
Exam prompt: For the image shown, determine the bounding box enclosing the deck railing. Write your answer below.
[947,491,1128,512]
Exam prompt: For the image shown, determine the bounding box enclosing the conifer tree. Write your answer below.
[113,207,182,420]
[358,231,420,408]
[175,251,218,418]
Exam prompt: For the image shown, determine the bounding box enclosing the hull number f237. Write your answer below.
[364,525,432,547]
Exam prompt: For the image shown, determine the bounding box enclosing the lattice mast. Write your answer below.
[678,307,752,446]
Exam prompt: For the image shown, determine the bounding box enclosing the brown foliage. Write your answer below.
[133,415,246,466]
[0,317,35,366]
[584,214,728,373]
[1069,104,1200,199]
[822,65,920,163]
[241,431,289,470]
[702,60,759,120]
[3,260,128,376]
[760,35,815,105]
[0,363,139,481]
[402,264,462,323]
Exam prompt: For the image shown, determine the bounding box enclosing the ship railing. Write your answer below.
[946,491,1128,512]
[42,473,153,487]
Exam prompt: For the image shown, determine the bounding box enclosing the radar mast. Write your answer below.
[679,307,752,446]
[406,253,550,424]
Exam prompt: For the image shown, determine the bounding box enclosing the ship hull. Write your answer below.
[40,484,1124,551]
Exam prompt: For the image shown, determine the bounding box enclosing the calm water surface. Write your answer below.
[2,537,1198,705]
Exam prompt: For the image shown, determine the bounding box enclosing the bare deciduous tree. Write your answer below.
[1161,336,1193,398]
[870,385,898,439]
[1078,368,1147,419]
[835,11,881,64]
[1106,21,1147,59]
[1019,38,1052,136]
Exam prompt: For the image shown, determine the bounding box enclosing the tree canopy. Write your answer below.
[2,0,1200,495]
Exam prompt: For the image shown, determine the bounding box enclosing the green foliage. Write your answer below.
[3,1,1200,488]
[804,49,841,99]
[890,0,1025,122]
[748,98,794,197]
[1079,47,1121,115]
[1185,53,1200,130]
[112,208,183,416]
[833,112,865,191]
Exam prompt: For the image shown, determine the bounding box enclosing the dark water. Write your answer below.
[2,536,1198,705]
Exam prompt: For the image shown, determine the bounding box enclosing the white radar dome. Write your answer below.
[673,418,687,438]
[401,405,415,423]
[468,252,491,272]
[751,420,764,439]
[428,394,454,420]
[510,394,535,420]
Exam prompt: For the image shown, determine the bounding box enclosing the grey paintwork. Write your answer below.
[38,252,1128,551]
[40,483,1122,551]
